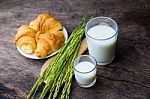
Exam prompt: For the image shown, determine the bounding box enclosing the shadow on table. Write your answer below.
[0,83,16,99]
[122,6,150,37]
[112,6,150,65]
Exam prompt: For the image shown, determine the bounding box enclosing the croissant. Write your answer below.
[35,30,64,58]
[14,25,37,54]
[29,13,62,33]
[14,13,65,58]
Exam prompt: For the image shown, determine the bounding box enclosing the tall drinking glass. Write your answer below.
[85,17,118,65]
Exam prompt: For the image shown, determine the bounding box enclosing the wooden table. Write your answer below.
[0,0,150,99]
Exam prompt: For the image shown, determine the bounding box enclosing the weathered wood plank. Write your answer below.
[0,0,150,99]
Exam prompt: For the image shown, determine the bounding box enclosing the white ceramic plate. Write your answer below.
[17,27,68,59]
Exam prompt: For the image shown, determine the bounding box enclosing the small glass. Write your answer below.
[73,55,97,88]
[85,17,119,65]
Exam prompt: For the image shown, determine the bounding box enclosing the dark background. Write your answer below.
[0,0,150,99]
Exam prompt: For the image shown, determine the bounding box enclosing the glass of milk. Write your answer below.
[85,17,118,65]
[73,55,97,88]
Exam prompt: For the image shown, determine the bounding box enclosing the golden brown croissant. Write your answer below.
[35,30,64,58]
[14,13,65,58]
[14,25,37,54]
[29,13,62,33]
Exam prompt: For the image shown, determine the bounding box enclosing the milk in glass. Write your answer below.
[74,61,96,87]
[86,25,117,65]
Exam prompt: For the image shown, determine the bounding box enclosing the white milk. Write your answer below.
[86,25,117,65]
[74,61,96,86]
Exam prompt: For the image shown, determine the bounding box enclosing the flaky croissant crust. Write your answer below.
[29,13,62,33]
[14,13,64,57]
[14,25,37,54]
[35,30,64,57]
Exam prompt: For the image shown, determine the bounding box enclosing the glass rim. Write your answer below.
[73,55,97,74]
[85,17,118,41]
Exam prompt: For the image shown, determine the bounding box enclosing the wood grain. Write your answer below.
[0,0,150,99]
